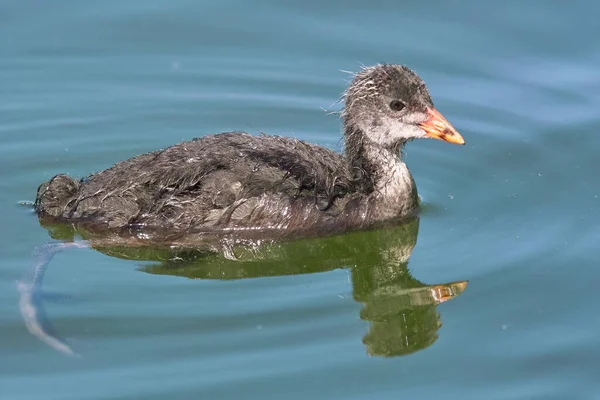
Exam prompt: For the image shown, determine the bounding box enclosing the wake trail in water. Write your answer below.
[17,241,89,357]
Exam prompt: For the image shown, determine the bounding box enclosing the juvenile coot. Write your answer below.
[35,64,464,239]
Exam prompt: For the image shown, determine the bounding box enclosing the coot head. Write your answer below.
[343,64,464,149]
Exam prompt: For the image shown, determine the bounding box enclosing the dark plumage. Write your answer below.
[35,64,464,242]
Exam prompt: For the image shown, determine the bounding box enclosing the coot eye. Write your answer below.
[389,100,405,112]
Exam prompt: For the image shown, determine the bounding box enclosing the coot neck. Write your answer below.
[343,123,418,213]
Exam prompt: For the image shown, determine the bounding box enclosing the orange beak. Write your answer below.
[418,107,465,145]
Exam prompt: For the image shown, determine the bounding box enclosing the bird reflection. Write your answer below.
[24,217,466,357]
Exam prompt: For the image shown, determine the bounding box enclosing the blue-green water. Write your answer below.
[2,1,600,398]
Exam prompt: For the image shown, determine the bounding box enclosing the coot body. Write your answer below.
[35,64,464,240]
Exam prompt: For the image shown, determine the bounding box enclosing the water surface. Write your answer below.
[2,1,600,399]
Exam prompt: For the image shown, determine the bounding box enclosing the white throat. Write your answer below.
[363,142,418,217]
